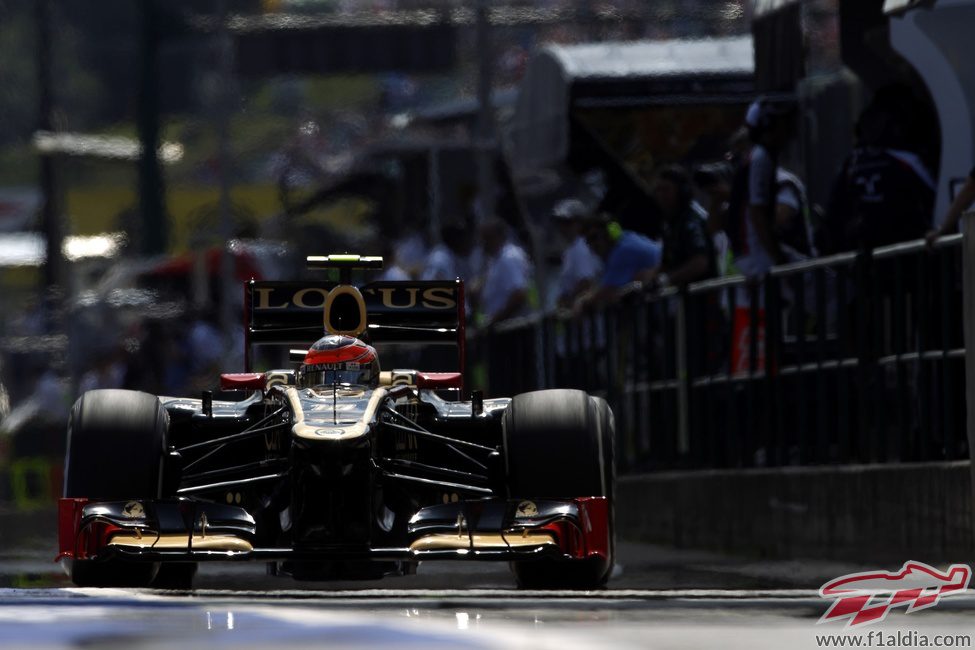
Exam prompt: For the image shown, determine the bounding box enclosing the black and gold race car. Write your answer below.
[58,255,615,589]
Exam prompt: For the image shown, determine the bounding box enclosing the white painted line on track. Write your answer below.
[42,586,975,617]
[62,587,823,600]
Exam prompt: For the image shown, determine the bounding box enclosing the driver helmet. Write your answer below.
[297,334,380,388]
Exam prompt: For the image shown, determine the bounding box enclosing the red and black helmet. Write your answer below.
[297,335,380,388]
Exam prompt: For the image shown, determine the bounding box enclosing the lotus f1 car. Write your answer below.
[58,255,616,589]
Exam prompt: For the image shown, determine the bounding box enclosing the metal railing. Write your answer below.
[481,234,966,471]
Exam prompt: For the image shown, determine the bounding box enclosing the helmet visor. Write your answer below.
[301,368,375,387]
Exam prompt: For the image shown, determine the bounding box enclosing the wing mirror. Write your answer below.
[219,373,268,391]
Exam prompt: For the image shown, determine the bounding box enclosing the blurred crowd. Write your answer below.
[2,80,969,463]
[383,84,956,337]
[0,300,234,460]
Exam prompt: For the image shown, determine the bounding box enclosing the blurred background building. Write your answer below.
[0,0,748,379]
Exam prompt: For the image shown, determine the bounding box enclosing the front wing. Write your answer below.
[57,496,609,565]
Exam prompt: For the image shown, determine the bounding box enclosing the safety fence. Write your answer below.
[482,234,966,471]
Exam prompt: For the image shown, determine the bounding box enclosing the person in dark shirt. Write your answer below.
[827,147,935,251]
[825,89,936,252]
[637,164,716,289]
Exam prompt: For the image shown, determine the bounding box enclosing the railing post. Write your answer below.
[658,297,675,463]
[837,262,851,462]
[794,271,807,463]
[854,248,874,461]
[726,282,742,466]
[746,280,760,466]
[814,266,829,463]
[961,211,975,528]
[676,291,690,458]
[605,302,620,439]
[892,251,908,461]
[764,272,781,464]
[940,246,957,459]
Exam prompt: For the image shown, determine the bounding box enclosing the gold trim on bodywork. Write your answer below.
[409,531,557,552]
[378,370,418,387]
[323,285,368,337]
[283,385,388,441]
[107,532,254,552]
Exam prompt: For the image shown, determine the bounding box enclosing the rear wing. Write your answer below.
[243,279,465,373]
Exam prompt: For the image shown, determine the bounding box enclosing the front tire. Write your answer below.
[63,389,170,587]
[503,389,616,589]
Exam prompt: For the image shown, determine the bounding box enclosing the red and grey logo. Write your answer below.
[818,561,970,627]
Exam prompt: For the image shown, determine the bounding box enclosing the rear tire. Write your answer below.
[63,389,172,588]
[503,389,615,589]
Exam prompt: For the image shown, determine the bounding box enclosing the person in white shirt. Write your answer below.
[551,198,602,308]
[393,231,428,279]
[377,264,410,282]
[377,242,412,281]
[739,97,801,275]
[477,217,533,327]
[421,222,473,281]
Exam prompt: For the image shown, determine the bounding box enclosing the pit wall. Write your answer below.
[617,461,973,563]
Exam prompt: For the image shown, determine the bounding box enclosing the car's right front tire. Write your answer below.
[502,388,616,589]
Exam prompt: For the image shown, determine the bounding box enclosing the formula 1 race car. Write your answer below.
[57,255,615,589]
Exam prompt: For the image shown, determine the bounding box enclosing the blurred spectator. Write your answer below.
[477,217,533,328]
[377,263,410,282]
[551,198,602,308]
[824,88,936,252]
[161,326,191,396]
[721,98,814,374]
[12,298,49,337]
[498,44,528,84]
[694,158,736,237]
[78,347,125,394]
[722,98,815,279]
[857,83,938,168]
[694,133,746,277]
[774,167,816,259]
[577,215,661,308]
[377,242,411,281]
[118,320,157,393]
[421,222,475,282]
[394,231,428,279]
[926,165,975,248]
[0,360,71,457]
[638,164,716,289]
[30,366,69,422]
[185,308,224,393]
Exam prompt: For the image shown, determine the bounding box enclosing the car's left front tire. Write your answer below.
[63,389,170,588]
